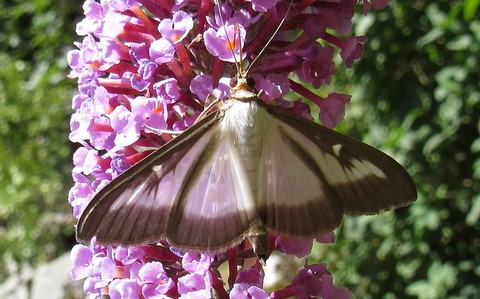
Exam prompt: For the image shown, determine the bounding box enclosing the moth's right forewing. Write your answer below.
[261,101,417,216]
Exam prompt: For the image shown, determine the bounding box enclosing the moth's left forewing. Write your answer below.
[259,101,417,216]
[76,140,200,246]
[76,111,225,246]
[77,108,261,251]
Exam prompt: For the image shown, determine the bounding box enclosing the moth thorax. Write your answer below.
[229,89,257,102]
[222,101,265,139]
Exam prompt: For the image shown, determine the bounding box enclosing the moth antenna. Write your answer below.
[216,0,293,82]
[244,0,293,76]
[214,0,243,75]
[236,23,245,77]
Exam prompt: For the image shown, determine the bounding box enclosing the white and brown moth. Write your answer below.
[76,3,416,259]
[76,73,417,259]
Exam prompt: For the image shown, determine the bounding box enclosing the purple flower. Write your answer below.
[290,264,353,299]
[230,268,267,299]
[296,43,336,88]
[341,36,369,68]
[109,279,140,299]
[72,147,100,175]
[363,0,391,14]
[70,244,112,296]
[190,75,230,102]
[114,246,145,265]
[209,4,254,28]
[204,24,246,62]
[110,153,131,174]
[159,11,193,44]
[273,236,313,258]
[253,74,290,102]
[179,289,211,299]
[75,0,105,36]
[127,58,158,91]
[323,34,368,68]
[68,172,93,217]
[172,112,199,132]
[230,284,269,299]
[236,268,264,286]
[316,232,336,244]
[153,78,181,104]
[110,105,141,146]
[71,244,94,280]
[68,1,389,298]
[177,273,211,295]
[130,96,168,133]
[181,253,213,274]
[149,38,175,64]
[318,93,351,129]
[138,262,175,298]
[248,0,278,13]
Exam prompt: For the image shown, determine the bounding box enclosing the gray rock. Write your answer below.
[0,253,85,299]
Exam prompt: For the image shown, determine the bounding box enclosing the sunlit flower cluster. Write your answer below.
[68,0,389,298]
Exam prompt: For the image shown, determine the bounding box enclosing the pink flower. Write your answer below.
[319,93,351,129]
[204,24,246,62]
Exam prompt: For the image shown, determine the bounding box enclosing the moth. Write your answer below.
[76,73,417,259]
[76,3,416,259]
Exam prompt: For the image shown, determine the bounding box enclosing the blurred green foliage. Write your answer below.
[0,0,479,298]
[0,0,80,280]
[314,1,480,298]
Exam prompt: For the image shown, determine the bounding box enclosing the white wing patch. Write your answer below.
[321,150,387,185]
[259,119,326,206]
[178,135,256,219]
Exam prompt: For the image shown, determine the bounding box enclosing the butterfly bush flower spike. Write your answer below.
[68,0,392,298]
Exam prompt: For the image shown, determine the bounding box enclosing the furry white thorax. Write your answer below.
[222,100,272,145]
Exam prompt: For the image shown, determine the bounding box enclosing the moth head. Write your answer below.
[230,73,256,93]
[228,74,258,102]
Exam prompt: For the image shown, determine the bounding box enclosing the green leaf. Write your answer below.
[464,0,480,21]
[466,194,480,225]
